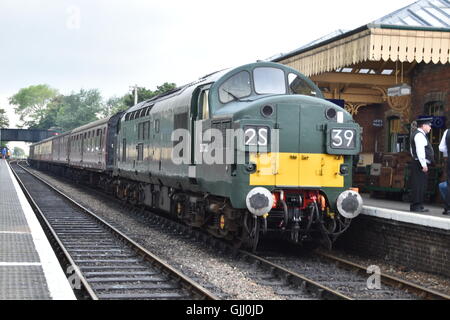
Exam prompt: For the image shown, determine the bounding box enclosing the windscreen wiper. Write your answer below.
[222,89,241,102]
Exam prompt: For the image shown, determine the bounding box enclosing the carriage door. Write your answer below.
[189,85,211,180]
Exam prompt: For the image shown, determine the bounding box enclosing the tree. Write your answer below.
[0,108,9,128]
[0,108,10,149]
[9,84,58,127]
[102,96,128,117]
[55,89,104,131]
[26,95,63,130]
[123,82,177,107]
[13,147,26,158]
[155,82,177,95]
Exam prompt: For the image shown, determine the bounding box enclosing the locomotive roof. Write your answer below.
[125,61,315,114]
[125,69,229,114]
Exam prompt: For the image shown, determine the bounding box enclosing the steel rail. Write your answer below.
[12,161,219,300]
[239,250,353,300]
[316,250,450,300]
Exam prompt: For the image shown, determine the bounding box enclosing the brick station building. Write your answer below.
[273,0,450,197]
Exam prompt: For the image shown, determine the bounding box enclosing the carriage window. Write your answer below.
[219,71,251,103]
[288,73,317,97]
[254,67,285,94]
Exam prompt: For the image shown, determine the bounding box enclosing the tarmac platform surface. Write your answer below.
[361,193,450,230]
[0,159,75,300]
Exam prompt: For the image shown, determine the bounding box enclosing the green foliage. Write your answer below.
[9,84,58,127]
[8,82,177,132]
[123,82,177,107]
[56,89,104,131]
[13,147,26,158]
[26,95,63,130]
[103,96,128,117]
[0,108,9,128]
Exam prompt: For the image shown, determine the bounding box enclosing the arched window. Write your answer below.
[425,101,444,163]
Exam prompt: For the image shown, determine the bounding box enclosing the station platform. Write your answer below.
[361,193,450,230]
[0,159,75,300]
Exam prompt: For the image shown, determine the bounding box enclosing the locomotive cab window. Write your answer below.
[253,67,285,94]
[219,71,251,104]
[288,73,317,97]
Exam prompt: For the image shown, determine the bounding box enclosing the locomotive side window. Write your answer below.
[200,89,209,119]
[253,67,285,94]
[137,143,144,161]
[219,71,251,103]
[288,73,317,97]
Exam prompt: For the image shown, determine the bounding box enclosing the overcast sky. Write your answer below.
[1,0,415,136]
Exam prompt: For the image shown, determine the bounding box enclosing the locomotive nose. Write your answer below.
[246,187,273,216]
[336,190,363,219]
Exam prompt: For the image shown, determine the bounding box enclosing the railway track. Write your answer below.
[10,162,218,300]
[18,162,450,300]
[315,251,450,300]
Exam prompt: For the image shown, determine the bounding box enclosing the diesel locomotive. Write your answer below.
[29,61,363,250]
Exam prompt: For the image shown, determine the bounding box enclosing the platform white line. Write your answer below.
[0,231,31,234]
[6,162,76,300]
[0,262,42,266]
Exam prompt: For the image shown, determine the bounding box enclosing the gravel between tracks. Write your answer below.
[26,168,284,300]
[25,167,450,299]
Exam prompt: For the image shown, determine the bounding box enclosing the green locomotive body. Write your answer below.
[114,62,362,249]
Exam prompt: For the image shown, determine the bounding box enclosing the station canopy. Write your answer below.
[273,0,450,77]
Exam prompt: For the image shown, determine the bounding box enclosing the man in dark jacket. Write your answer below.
[438,127,450,215]
[409,117,434,213]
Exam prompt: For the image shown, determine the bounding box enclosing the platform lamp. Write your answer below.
[387,61,411,97]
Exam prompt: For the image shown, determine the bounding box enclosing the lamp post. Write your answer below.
[130,85,138,105]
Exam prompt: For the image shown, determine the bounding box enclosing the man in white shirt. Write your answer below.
[438,128,450,215]
[409,117,434,213]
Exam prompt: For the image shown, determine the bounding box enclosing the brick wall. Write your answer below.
[354,104,386,153]
[411,63,450,119]
[335,215,450,277]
